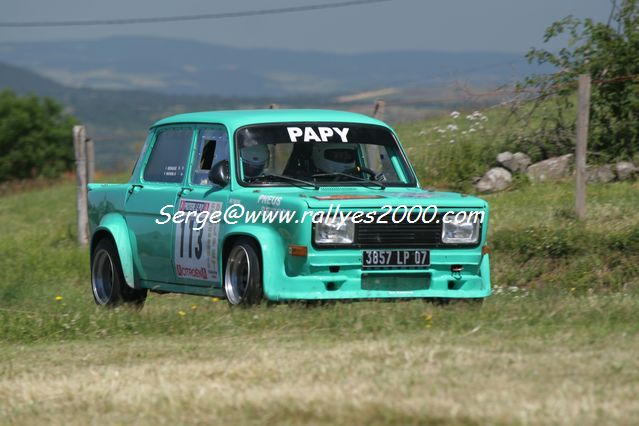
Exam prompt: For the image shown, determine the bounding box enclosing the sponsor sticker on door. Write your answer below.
[175,199,222,281]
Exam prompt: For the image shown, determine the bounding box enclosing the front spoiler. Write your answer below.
[264,254,491,301]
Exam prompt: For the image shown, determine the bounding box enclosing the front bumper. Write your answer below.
[263,249,491,301]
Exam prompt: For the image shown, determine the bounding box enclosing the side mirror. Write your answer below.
[208,160,230,187]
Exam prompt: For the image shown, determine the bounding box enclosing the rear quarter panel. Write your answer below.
[88,183,138,288]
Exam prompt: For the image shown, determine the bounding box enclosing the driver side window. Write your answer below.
[191,126,229,186]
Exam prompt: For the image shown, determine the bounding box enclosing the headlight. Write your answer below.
[314,217,354,245]
[442,216,480,244]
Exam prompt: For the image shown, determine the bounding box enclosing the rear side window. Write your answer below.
[143,128,193,183]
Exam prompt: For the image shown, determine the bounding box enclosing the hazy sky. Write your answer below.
[0,0,612,53]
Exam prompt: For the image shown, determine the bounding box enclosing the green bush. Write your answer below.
[523,0,639,161]
[607,225,639,253]
[493,225,582,260]
[0,90,76,181]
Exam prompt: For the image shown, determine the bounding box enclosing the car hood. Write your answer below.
[249,187,488,210]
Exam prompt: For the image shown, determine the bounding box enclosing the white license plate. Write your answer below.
[362,250,430,269]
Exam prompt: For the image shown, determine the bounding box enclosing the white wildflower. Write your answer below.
[450,111,460,119]
[446,124,458,131]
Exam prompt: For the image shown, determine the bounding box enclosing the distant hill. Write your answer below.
[0,36,540,97]
[0,61,277,170]
[0,39,541,172]
[0,60,68,96]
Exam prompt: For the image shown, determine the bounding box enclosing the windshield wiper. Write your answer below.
[312,172,386,189]
[247,173,319,189]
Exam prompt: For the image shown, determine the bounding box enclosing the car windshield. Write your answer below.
[236,123,416,187]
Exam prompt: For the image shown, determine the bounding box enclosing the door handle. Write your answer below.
[178,187,193,197]
[128,184,143,194]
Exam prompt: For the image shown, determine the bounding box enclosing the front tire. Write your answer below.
[91,238,147,307]
[223,239,263,306]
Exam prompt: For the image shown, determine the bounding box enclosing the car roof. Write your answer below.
[151,109,390,131]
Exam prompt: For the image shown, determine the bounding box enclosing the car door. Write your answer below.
[173,125,231,288]
[125,126,194,284]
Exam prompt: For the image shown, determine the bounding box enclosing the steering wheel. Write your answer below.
[344,166,383,181]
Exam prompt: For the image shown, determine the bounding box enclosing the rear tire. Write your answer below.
[91,238,147,308]
[223,238,263,306]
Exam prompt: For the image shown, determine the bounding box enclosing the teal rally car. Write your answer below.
[88,109,491,307]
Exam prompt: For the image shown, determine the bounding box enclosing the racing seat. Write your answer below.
[282,144,316,180]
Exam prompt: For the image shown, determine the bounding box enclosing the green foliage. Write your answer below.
[493,225,581,260]
[607,225,639,253]
[503,95,577,161]
[0,90,76,181]
[522,0,639,160]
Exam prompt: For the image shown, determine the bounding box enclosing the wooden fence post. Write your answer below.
[86,138,95,183]
[73,125,89,246]
[373,99,385,120]
[575,74,591,220]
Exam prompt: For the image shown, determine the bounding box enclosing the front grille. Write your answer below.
[312,211,483,249]
[355,214,443,248]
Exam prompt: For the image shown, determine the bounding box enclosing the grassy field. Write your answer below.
[2,101,639,425]
[2,297,639,425]
[1,172,638,424]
